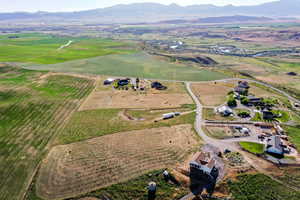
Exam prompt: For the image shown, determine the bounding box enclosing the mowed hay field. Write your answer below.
[57,107,196,144]
[25,52,229,82]
[191,81,235,106]
[36,124,199,200]
[0,33,135,64]
[0,66,95,200]
[80,79,193,110]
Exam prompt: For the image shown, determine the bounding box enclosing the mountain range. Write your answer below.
[0,0,299,24]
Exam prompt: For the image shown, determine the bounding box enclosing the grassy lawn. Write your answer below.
[25,52,229,82]
[203,108,235,121]
[0,66,95,200]
[273,110,291,123]
[0,33,136,64]
[57,108,196,144]
[228,173,300,200]
[284,125,300,150]
[239,142,265,154]
[202,126,233,139]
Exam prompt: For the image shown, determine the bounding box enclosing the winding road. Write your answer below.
[180,82,300,200]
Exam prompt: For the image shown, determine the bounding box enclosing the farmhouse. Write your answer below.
[217,105,233,116]
[234,81,249,95]
[190,152,216,175]
[234,86,248,95]
[238,81,250,89]
[266,136,284,157]
[189,152,218,196]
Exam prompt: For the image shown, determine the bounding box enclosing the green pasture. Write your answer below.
[57,108,196,144]
[26,169,187,200]
[25,52,229,81]
[284,125,300,150]
[228,173,300,200]
[0,33,135,64]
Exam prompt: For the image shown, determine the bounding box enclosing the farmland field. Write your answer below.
[228,173,300,200]
[27,169,188,200]
[57,107,196,144]
[80,79,194,110]
[0,33,136,64]
[191,81,235,106]
[0,65,95,200]
[24,52,229,81]
[35,124,199,200]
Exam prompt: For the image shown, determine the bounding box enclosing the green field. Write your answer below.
[239,142,265,154]
[24,52,229,81]
[284,125,300,150]
[0,66,95,200]
[0,33,135,64]
[228,173,300,200]
[57,108,196,144]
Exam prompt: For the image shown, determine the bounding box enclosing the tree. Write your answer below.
[241,96,249,105]
[227,95,237,107]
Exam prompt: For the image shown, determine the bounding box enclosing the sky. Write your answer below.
[0,0,277,12]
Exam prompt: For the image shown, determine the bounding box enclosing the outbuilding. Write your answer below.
[217,106,233,116]
[266,136,284,157]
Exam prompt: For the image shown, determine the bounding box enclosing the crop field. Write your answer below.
[80,79,193,110]
[228,173,300,200]
[24,52,229,81]
[35,125,199,200]
[0,33,135,64]
[0,66,95,200]
[191,81,235,106]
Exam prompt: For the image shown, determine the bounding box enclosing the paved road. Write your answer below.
[185,82,246,151]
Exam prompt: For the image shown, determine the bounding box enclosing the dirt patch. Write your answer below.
[36,125,199,200]
[191,81,235,106]
[80,81,192,110]
[79,198,100,200]
[37,72,97,84]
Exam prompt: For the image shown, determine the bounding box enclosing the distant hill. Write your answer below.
[0,0,299,23]
[160,16,273,24]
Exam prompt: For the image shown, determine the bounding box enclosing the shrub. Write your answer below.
[238,111,250,118]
